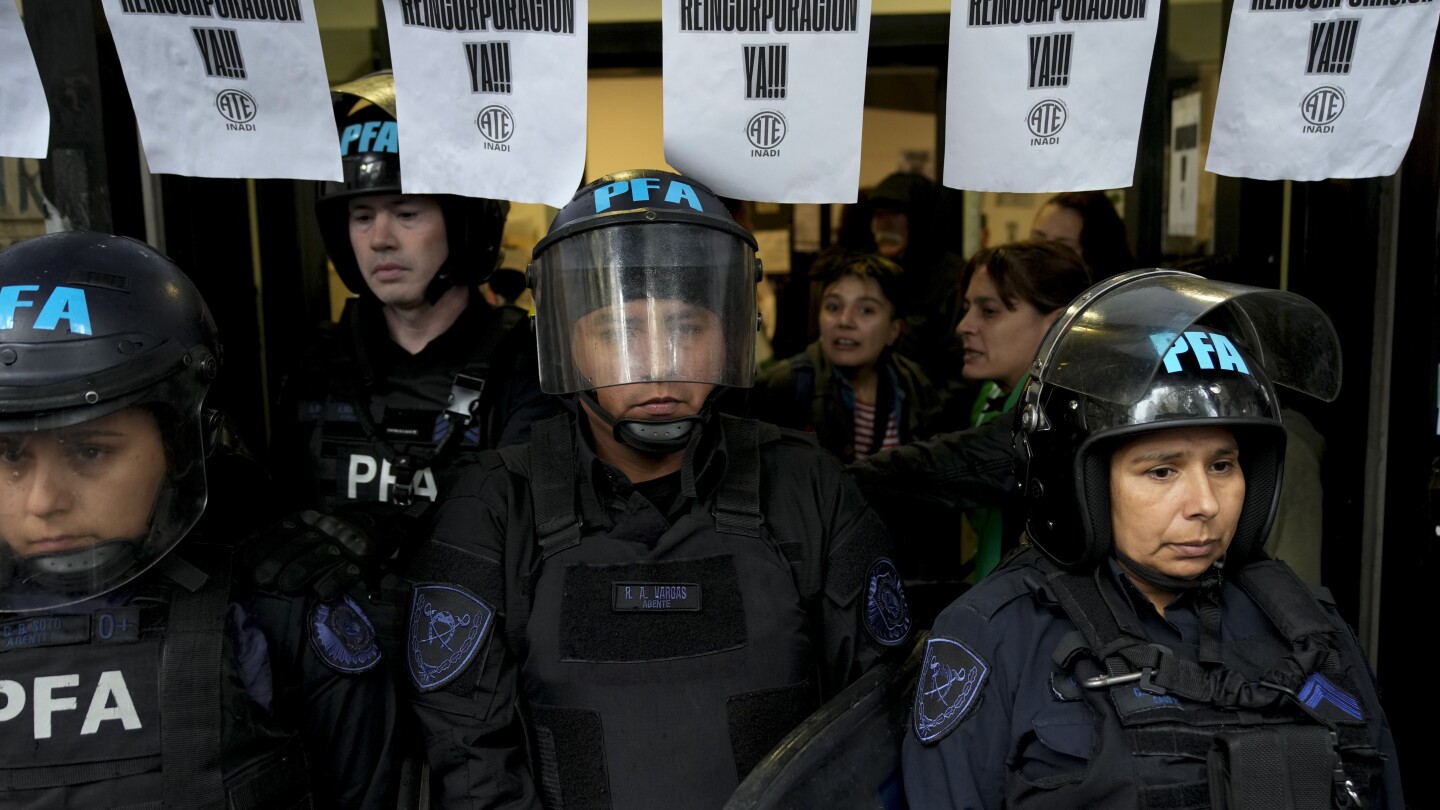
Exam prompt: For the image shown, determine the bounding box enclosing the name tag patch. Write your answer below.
[612,582,702,612]
[1,608,141,651]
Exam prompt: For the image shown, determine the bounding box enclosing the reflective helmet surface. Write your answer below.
[529,169,760,395]
[1017,269,1341,571]
[315,71,509,297]
[0,232,218,611]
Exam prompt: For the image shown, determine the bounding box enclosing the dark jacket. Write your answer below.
[748,341,946,464]
[270,291,560,510]
[904,548,1403,808]
[402,412,910,808]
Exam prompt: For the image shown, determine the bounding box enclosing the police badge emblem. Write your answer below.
[863,558,911,646]
[407,584,494,692]
[310,594,382,674]
[913,637,990,744]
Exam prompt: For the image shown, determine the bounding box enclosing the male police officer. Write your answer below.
[401,170,912,808]
[0,232,398,809]
[270,71,557,511]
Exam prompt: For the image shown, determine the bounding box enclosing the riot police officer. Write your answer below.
[403,170,912,808]
[903,270,1403,807]
[0,231,398,808]
[270,71,558,511]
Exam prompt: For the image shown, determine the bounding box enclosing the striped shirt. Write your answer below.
[852,399,900,458]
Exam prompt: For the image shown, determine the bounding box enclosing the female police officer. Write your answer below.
[401,170,911,808]
[903,270,1402,808]
[0,232,397,808]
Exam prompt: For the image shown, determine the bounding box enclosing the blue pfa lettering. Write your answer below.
[339,120,400,156]
[0,285,92,334]
[1161,330,1250,375]
[593,179,705,213]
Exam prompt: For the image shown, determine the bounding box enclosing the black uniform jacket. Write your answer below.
[402,413,909,808]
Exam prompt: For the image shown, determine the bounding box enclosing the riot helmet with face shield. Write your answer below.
[1016,269,1341,580]
[314,71,509,302]
[0,232,218,612]
[529,170,760,453]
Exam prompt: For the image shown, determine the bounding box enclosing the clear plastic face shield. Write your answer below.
[531,222,759,395]
[0,400,208,613]
[1029,269,1342,409]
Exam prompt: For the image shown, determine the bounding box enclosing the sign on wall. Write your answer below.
[662,0,873,203]
[1208,0,1440,179]
[380,0,588,207]
[100,0,340,181]
[0,0,49,160]
[944,0,1161,192]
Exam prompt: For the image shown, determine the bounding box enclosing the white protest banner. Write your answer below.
[381,0,587,208]
[944,0,1160,192]
[0,0,48,159]
[1207,0,1440,180]
[663,0,872,203]
[101,0,340,181]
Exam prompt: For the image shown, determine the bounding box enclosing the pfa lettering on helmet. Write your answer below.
[338,120,399,156]
[1152,330,1251,375]
[592,176,705,213]
[0,285,92,334]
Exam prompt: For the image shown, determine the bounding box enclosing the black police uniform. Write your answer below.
[903,548,1402,808]
[0,538,399,809]
[271,289,558,510]
[402,413,912,809]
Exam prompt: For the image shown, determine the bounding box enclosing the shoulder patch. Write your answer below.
[407,583,495,692]
[310,594,382,674]
[863,558,911,646]
[913,636,990,744]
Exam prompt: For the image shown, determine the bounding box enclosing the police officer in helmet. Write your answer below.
[404,170,912,808]
[903,270,1403,807]
[0,232,398,809]
[270,70,557,513]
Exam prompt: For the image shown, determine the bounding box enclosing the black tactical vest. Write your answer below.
[0,546,313,810]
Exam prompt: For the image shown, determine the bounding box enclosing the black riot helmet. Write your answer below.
[315,71,509,302]
[529,169,760,453]
[0,232,219,611]
[1016,269,1341,573]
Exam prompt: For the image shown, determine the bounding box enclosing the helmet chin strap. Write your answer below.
[1114,549,1225,594]
[423,256,460,304]
[21,539,140,593]
[578,389,707,455]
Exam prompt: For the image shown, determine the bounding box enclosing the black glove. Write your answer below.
[246,505,415,600]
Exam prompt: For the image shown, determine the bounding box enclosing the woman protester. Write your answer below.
[954,241,1092,579]
[750,250,945,464]
[903,270,1402,808]
[0,232,397,809]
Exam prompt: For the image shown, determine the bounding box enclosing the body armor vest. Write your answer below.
[1013,551,1385,810]
[506,416,823,810]
[0,544,312,810]
[298,301,527,509]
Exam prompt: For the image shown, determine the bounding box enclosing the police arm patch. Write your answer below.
[407,583,495,692]
[310,594,382,674]
[913,637,990,744]
[863,558,912,647]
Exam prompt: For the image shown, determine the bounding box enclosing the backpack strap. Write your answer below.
[527,415,583,561]
[714,416,763,538]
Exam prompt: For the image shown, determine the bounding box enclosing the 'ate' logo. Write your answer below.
[476,105,515,151]
[1026,98,1066,144]
[215,89,257,126]
[1300,86,1345,131]
[746,110,786,155]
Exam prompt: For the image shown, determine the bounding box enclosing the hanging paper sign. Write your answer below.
[380,0,587,208]
[100,0,340,181]
[0,1,48,159]
[943,0,1161,192]
[662,0,873,203]
[1207,0,1440,180]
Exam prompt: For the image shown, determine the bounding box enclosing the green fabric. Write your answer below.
[965,378,1026,580]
